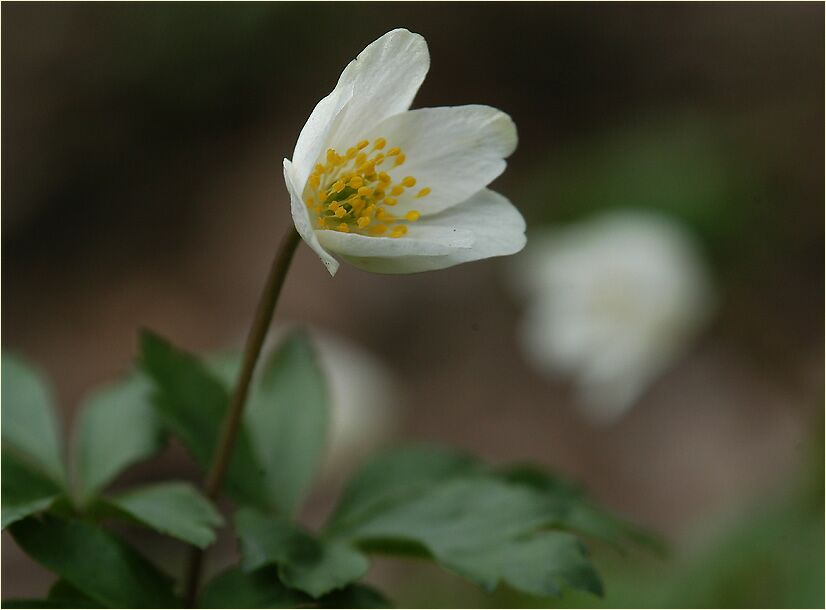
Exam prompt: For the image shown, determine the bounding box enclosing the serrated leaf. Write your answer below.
[72,373,164,499]
[138,330,270,509]
[9,514,179,608]
[500,464,665,554]
[317,583,393,608]
[104,482,223,548]
[1,354,65,484]
[245,331,329,515]
[327,448,605,599]
[444,531,603,598]
[199,567,391,609]
[327,445,480,535]
[236,508,368,598]
[199,567,307,609]
[48,580,104,608]
[2,449,62,528]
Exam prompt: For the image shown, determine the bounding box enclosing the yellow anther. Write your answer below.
[378,172,391,184]
[363,204,376,216]
[402,176,416,187]
[346,147,357,159]
[358,162,376,175]
[336,223,350,233]
[355,152,367,166]
[357,140,369,150]
[309,174,320,188]
[348,176,364,188]
[326,149,337,163]
[357,216,371,228]
[369,224,388,235]
[373,154,385,165]
[314,163,325,174]
[394,154,406,167]
[390,185,405,196]
[332,180,345,193]
[373,137,387,150]
[334,207,347,218]
[390,225,408,238]
[329,200,341,211]
[416,187,431,198]
[384,197,398,206]
[387,147,401,156]
[358,186,373,197]
[374,189,386,200]
[405,210,421,222]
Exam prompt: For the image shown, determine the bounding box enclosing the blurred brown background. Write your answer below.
[2,2,823,606]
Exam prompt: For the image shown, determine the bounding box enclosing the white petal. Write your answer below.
[291,29,430,189]
[329,189,526,274]
[291,84,354,192]
[283,158,340,276]
[327,29,430,155]
[317,225,474,258]
[362,105,517,215]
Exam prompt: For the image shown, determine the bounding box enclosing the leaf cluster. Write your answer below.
[2,331,655,607]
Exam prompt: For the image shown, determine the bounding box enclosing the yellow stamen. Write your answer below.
[357,216,370,228]
[336,223,350,232]
[394,154,406,167]
[390,225,408,238]
[390,185,405,196]
[384,197,397,206]
[402,176,416,187]
[357,140,369,149]
[373,137,386,150]
[405,210,421,222]
[416,187,431,198]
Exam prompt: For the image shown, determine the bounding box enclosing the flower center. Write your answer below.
[304,138,431,238]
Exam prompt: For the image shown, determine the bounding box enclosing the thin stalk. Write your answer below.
[183,228,301,606]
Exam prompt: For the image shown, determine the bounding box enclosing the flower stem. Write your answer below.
[183,228,301,607]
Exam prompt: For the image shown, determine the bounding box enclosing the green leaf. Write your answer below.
[327,448,605,598]
[235,508,369,598]
[500,464,665,554]
[317,584,393,608]
[443,531,602,598]
[1,354,65,484]
[9,515,179,608]
[48,580,105,608]
[138,330,270,509]
[327,445,480,535]
[245,331,329,515]
[2,449,62,528]
[199,567,306,609]
[199,567,391,609]
[72,373,164,499]
[104,482,223,548]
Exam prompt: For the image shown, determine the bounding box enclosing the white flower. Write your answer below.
[283,28,525,276]
[514,211,715,423]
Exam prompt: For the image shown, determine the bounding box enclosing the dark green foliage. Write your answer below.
[9,515,179,608]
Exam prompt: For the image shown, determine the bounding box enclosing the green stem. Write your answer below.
[183,228,301,607]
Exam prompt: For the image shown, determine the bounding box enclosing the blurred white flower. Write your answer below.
[514,211,715,423]
[212,326,401,473]
[284,28,525,275]
[311,329,402,472]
